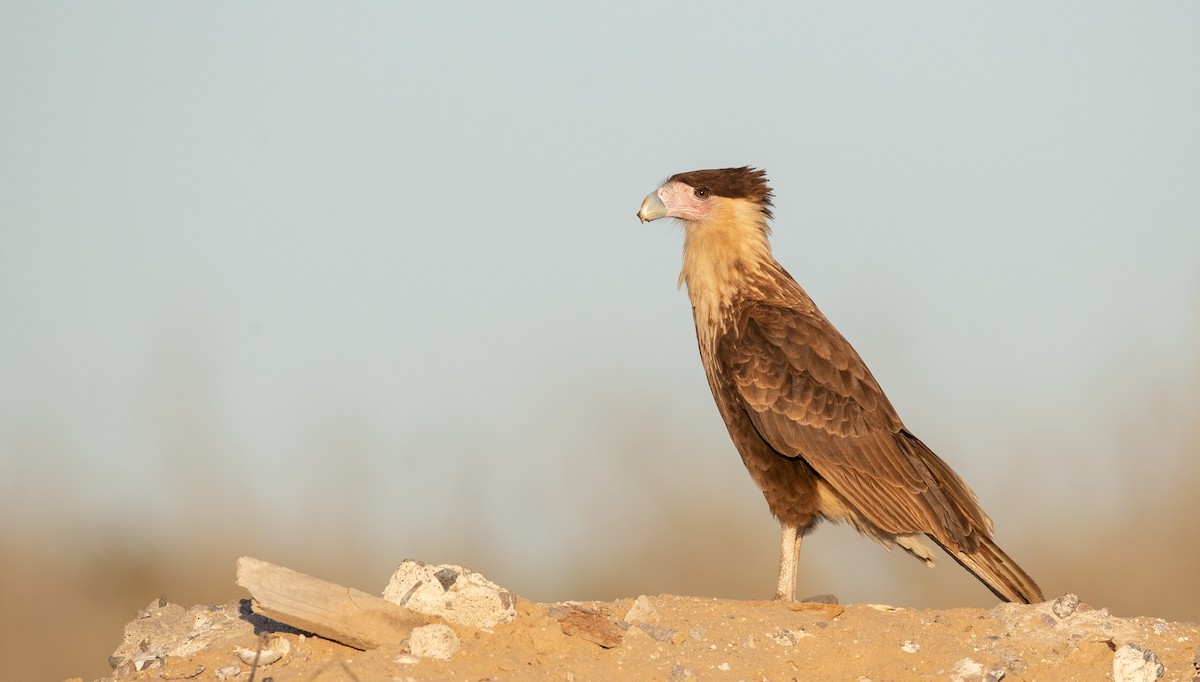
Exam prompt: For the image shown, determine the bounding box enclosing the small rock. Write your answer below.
[552,605,624,648]
[667,663,694,681]
[689,626,706,641]
[1112,644,1165,682]
[393,653,421,665]
[214,664,241,680]
[901,639,920,653]
[995,647,1026,675]
[1052,593,1082,619]
[109,598,188,671]
[235,635,290,666]
[950,657,1005,682]
[717,662,730,671]
[131,650,162,672]
[801,594,839,605]
[383,560,515,627]
[625,595,660,624]
[408,623,460,660]
[951,658,984,682]
[1151,619,1169,635]
[770,629,812,646]
[638,622,677,643]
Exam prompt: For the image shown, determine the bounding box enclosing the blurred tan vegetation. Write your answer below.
[2,358,1198,682]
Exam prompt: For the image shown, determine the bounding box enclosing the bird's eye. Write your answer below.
[694,187,710,198]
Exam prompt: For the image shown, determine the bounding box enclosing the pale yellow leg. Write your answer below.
[775,522,802,601]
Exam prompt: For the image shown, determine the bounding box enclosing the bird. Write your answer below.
[636,166,1043,604]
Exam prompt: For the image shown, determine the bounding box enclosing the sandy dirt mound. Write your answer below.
[90,561,1199,682]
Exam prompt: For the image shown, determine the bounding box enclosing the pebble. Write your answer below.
[214,664,241,680]
[994,647,1026,675]
[1052,594,1082,619]
[951,657,983,682]
[1112,644,1164,682]
[131,651,162,671]
[801,594,839,605]
[949,657,1006,682]
[901,639,920,653]
[770,629,811,646]
[625,595,660,624]
[667,663,694,681]
[408,623,460,660]
[638,622,677,643]
[234,635,290,666]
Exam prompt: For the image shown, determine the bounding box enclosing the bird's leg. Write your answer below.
[774,522,802,601]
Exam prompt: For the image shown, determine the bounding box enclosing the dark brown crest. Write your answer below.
[669,166,774,219]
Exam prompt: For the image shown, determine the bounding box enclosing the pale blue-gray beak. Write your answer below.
[637,190,668,223]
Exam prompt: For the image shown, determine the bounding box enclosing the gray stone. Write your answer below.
[770,628,811,646]
[994,647,1026,675]
[637,622,677,643]
[1052,593,1081,619]
[110,598,250,672]
[383,560,515,628]
[667,663,694,681]
[800,593,839,605]
[1112,644,1164,682]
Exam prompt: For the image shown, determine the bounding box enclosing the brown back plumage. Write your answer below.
[720,298,984,547]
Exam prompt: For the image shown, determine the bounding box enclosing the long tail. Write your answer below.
[897,431,1044,604]
[939,536,1044,604]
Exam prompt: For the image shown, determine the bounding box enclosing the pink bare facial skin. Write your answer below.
[657,181,713,222]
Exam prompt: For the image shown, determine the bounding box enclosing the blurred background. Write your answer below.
[2,3,1198,680]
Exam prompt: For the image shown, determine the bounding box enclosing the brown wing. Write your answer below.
[718,301,990,549]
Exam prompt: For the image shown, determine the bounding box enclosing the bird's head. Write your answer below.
[637,166,774,228]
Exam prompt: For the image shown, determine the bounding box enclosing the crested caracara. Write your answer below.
[637,166,1043,604]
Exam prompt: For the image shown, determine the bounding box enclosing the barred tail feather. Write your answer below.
[941,536,1044,604]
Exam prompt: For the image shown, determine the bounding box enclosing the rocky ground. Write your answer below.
[84,561,1199,682]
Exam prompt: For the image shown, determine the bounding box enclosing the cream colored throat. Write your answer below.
[678,208,772,350]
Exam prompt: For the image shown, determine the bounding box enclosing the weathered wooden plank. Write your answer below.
[236,556,429,650]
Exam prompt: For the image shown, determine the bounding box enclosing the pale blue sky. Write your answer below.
[2,3,1197,610]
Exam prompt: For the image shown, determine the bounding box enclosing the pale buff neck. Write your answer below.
[678,201,775,353]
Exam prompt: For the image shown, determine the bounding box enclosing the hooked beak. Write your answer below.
[637,190,668,223]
